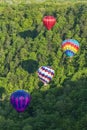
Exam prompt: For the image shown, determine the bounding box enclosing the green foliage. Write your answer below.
[0,1,87,130]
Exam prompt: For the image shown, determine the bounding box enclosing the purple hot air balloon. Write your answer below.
[10,90,31,112]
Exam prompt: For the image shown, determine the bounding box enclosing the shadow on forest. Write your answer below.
[20,59,39,73]
[0,87,6,99]
[18,29,38,39]
[38,81,44,88]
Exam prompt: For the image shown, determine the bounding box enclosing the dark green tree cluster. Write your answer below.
[0,1,87,130]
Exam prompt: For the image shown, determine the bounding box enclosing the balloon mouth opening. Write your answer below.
[65,50,75,57]
[15,108,27,112]
[44,83,48,86]
[17,110,24,113]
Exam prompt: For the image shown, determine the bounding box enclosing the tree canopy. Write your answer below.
[0,1,87,130]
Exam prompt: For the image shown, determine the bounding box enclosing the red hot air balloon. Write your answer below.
[43,16,56,30]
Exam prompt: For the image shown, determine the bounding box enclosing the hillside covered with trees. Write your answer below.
[0,1,87,130]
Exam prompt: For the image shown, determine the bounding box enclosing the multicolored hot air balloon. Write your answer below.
[43,16,56,30]
[10,90,31,112]
[37,66,55,85]
[62,39,80,57]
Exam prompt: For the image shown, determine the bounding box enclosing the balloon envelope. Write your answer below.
[62,39,80,57]
[43,16,56,30]
[10,90,31,112]
[37,66,55,85]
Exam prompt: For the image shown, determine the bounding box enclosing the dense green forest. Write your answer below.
[0,1,87,130]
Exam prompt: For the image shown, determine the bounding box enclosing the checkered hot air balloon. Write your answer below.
[62,39,80,57]
[43,16,56,30]
[37,66,55,85]
[10,90,31,112]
